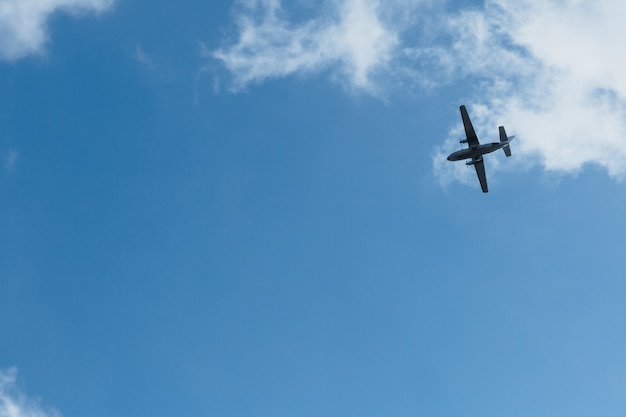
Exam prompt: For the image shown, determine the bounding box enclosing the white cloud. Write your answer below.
[0,0,115,61]
[212,0,404,93]
[422,0,626,183]
[215,0,626,182]
[0,368,61,417]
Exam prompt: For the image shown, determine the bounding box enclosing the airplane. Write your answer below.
[447,105,514,193]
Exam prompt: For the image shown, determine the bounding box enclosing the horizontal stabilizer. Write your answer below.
[499,126,512,157]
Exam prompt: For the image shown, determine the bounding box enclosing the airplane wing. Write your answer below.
[473,158,488,193]
[460,105,480,147]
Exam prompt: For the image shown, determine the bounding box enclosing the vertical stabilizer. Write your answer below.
[499,126,512,157]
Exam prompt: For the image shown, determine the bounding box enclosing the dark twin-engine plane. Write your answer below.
[447,105,514,193]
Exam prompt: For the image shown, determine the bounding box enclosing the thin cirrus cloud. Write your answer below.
[0,0,115,61]
[215,0,626,183]
[212,0,405,93]
[2,149,18,172]
[0,368,61,417]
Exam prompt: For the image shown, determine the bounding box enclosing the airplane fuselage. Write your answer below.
[447,142,507,161]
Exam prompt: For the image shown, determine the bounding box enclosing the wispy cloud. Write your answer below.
[212,0,407,93]
[214,0,626,183]
[133,43,156,70]
[0,0,115,61]
[0,368,61,417]
[2,149,18,172]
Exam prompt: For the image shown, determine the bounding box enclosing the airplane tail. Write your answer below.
[499,126,513,157]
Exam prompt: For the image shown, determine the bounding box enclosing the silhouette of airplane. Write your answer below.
[447,105,513,193]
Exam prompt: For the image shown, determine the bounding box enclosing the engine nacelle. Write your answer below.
[459,138,469,144]
[466,159,481,166]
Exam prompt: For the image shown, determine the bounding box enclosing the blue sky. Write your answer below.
[2,1,626,416]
